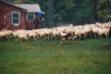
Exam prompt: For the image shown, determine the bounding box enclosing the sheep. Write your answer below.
[0,30,13,41]
[0,22,111,41]
[37,28,48,39]
[13,30,27,38]
[27,31,37,40]
[73,27,84,40]
[31,29,43,39]
[51,28,60,39]
[42,29,53,40]
[0,31,6,40]
[97,28,110,39]
[12,30,29,41]
[83,25,92,38]
[17,33,28,41]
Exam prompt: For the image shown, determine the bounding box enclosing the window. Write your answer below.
[11,11,20,26]
[27,13,35,21]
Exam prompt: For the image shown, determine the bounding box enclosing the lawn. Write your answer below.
[0,39,111,74]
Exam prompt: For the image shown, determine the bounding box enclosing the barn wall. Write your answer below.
[25,13,42,30]
[0,2,27,30]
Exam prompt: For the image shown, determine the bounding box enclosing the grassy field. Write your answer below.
[0,39,111,74]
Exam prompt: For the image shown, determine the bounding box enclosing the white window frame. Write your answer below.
[27,13,36,21]
[11,11,20,26]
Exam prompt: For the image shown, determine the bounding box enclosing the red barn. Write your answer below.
[0,0,44,30]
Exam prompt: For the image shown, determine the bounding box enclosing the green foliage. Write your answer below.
[97,0,111,22]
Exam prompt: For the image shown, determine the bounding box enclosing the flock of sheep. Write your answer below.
[0,22,111,41]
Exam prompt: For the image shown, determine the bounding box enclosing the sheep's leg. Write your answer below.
[22,38,27,42]
[50,35,53,40]
[35,36,37,40]
[44,35,47,40]
[96,33,99,39]
[54,36,57,40]
[42,36,44,40]
[83,34,86,40]
[33,36,36,40]
[56,35,59,39]
[94,33,97,39]
[23,39,25,42]
[46,35,49,40]
[79,35,81,40]
[48,35,50,40]
[41,36,43,40]
[52,35,54,39]
[75,35,78,40]
[37,36,40,40]
[6,36,9,41]
[49,35,51,40]
[52,36,54,39]
[89,32,92,38]
[105,33,108,39]
[45,35,48,40]
[100,35,102,40]
[106,34,108,39]
[36,36,38,40]
[46,35,48,40]
[39,36,41,40]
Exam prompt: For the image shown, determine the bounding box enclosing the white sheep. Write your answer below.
[17,33,28,41]
[0,30,13,41]
[28,31,37,40]
[97,28,110,39]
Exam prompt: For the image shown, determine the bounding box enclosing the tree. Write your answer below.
[97,0,111,22]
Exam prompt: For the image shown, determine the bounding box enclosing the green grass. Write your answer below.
[0,39,111,74]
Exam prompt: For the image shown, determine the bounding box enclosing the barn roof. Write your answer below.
[0,0,27,12]
[14,4,42,13]
[0,0,42,13]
